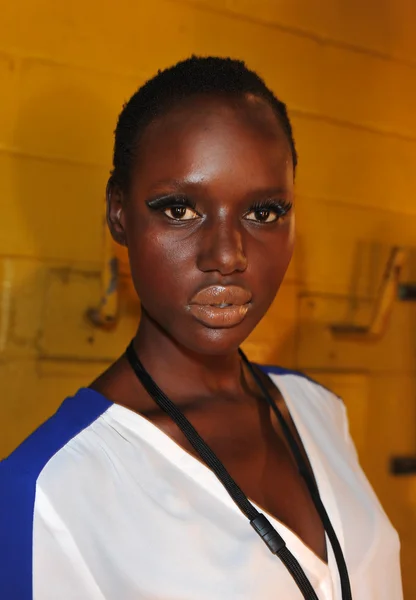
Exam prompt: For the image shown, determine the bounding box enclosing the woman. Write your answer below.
[0,57,402,599]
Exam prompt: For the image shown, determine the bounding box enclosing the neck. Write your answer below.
[133,312,252,401]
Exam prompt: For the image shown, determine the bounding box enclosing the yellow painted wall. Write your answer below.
[1,0,416,595]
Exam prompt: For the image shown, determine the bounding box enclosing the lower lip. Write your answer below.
[188,303,250,328]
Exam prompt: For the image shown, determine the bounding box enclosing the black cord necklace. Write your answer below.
[125,341,352,600]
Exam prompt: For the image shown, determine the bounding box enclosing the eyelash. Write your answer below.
[247,199,293,219]
[147,195,197,210]
[147,195,292,223]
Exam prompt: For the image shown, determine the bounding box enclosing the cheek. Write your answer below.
[274,216,295,272]
[249,221,295,293]
[126,224,198,307]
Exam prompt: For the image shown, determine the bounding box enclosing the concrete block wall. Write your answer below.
[1,0,416,594]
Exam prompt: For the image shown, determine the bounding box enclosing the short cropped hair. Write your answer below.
[111,56,297,190]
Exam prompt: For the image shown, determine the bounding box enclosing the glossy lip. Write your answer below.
[190,285,252,306]
[188,285,252,328]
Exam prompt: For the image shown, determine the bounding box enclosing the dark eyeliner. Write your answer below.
[249,199,293,216]
[146,195,196,211]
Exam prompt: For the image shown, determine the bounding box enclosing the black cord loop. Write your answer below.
[125,341,352,599]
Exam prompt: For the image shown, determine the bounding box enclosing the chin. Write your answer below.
[179,321,256,356]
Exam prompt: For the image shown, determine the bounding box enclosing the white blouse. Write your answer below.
[0,367,403,599]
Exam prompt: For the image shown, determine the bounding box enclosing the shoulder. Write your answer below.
[258,363,346,425]
[258,363,342,401]
[1,388,113,480]
[258,363,348,441]
[0,388,112,597]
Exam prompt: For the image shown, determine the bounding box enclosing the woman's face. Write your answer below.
[113,94,295,355]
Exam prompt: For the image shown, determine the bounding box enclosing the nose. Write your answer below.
[196,218,248,275]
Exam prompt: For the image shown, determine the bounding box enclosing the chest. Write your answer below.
[150,394,328,561]
[34,395,402,600]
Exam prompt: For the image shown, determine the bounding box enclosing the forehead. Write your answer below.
[132,94,293,195]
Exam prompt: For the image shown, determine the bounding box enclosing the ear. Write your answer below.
[106,178,127,246]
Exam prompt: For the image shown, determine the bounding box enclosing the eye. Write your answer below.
[164,205,200,221]
[244,201,293,224]
[146,195,201,221]
[244,208,278,223]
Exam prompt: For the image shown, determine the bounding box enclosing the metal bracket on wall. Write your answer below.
[329,246,407,341]
[85,226,119,330]
[390,456,416,476]
[390,275,416,475]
